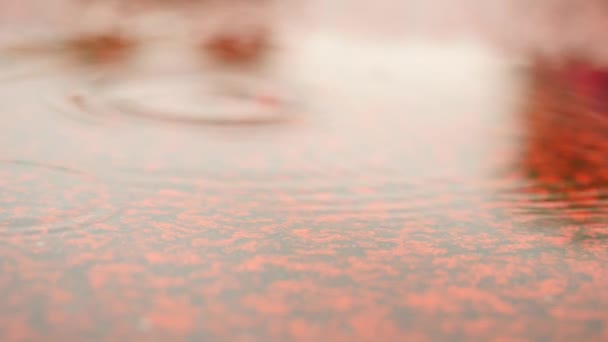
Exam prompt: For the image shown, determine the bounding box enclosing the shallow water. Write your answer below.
[0,26,607,341]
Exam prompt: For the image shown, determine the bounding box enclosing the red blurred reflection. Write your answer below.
[519,61,608,212]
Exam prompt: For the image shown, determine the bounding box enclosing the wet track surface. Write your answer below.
[1,15,608,341]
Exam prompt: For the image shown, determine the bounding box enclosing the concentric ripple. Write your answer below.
[63,71,301,127]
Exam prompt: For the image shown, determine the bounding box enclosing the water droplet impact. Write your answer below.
[77,74,298,127]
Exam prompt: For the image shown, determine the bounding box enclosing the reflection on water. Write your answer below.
[512,62,608,225]
[1,0,296,126]
[3,32,606,229]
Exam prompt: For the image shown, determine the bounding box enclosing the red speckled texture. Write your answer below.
[1,26,608,342]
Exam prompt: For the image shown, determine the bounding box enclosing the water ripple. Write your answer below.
[0,160,120,237]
